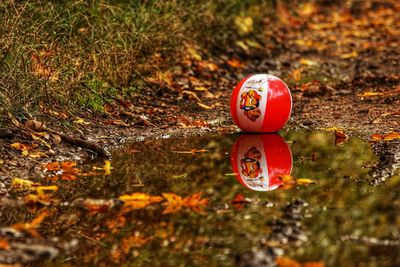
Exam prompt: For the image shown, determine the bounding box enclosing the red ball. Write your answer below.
[230,74,292,132]
[230,134,292,192]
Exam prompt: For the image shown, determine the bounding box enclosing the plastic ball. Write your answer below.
[230,74,292,132]
[230,134,292,192]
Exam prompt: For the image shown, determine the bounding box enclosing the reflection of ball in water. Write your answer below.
[230,134,292,192]
[230,74,292,132]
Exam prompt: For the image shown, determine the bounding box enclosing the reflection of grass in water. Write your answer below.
[4,131,400,266]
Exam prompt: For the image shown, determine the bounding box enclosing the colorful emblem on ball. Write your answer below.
[230,74,292,132]
[230,134,292,192]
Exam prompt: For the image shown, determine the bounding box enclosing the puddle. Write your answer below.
[4,131,400,266]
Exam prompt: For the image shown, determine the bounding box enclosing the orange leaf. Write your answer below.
[183,192,209,213]
[303,262,325,267]
[276,256,302,267]
[44,162,60,171]
[162,193,183,214]
[61,161,77,171]
[119,193,163,210]
[0,238,10,250]
[227,58,245,68]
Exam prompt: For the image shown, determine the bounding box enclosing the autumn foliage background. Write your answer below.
[0,0,273,120]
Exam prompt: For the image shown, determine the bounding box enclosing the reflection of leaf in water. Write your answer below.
[12,210,51,238]
[162,192,208,214]
[119,193,163,210]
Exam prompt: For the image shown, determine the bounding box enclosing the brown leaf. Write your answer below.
[25,120,46,131]
[335,130,348,145]
[227,58,245,68]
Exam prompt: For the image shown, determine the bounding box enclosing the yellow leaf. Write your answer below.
[119,193,163,210]
[103,160,113,175]
[359,91,384,97]
[340,51,358,59]
[187,47,202,61]
[12,178,38,189]
[34,185,58,196]
[296,178,317,185]
[10,143,31,151]
[162,193,183,214]
[197,102,212,110]
[74,117,90,125]
[234,16,253,34]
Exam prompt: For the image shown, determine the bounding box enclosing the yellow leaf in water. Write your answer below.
[34,185,58,196]
[297,178,317,185]
[119,193,163,210]
[162,193,184,214]
[103,160,113,175]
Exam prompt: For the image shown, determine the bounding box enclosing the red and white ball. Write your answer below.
[230,74,292,132]
[230,134,292,192]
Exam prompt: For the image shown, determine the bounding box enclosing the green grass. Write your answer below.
[0,0,273,121]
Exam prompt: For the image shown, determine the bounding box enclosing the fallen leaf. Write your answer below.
[359,91,384,97]
[296,178,317,185]
[103,160,113,175]
[197,102,212,110]
[162,193,183,214]
[74,117,91,125]
[276,256,302,267]
[119,193,163,210]
[182,192,209,213]
[303,262,325,267]
[12,178,38,189]
[25,120,46,131]
[371,132,400,142]
[12,210,51,237]
[0,238,10,250]
[227,58,245,68]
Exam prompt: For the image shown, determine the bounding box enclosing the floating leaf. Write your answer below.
[162,193,183,214]
[119,193,163,210]
[183,192,208,213]
[371,132,400,142]
[296,178,317,185]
